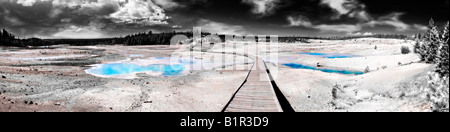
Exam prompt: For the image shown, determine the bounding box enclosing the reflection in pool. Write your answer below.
[86,63,185,76]
[298,52,357,59]
[283,63,364,75]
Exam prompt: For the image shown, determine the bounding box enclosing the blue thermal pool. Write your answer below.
[298,52,357,58]
[85,57,200,78]
[86,63,185,76]
[283,63,364,75]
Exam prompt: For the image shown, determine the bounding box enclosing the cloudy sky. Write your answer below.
[0,0,448,38]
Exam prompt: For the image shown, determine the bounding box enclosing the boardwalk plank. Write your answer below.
[224,57,283,112]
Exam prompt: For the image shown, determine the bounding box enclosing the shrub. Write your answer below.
[423,72,449,112]
[364,66,370,73]
[401,46,410,54]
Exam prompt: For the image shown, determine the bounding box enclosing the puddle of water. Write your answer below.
[283,63,364,75]
[298,52,357,58]
[86,63,185,76]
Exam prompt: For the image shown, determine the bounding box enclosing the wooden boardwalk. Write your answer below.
[224,57,283,112]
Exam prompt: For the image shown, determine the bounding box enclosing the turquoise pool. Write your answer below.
[86,63,185,76]
[283,63,364,75]
[298,52,357,58]
[85,57,200,78]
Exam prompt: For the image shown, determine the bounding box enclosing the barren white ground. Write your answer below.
[265,38,432,112]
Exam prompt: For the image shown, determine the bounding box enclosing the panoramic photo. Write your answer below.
[0,0,448,112]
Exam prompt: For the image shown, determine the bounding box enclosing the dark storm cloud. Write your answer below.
[275,0,448,35]
[167,0,448,36]
[0,1,56,36]
[0,0,448,38]
[1,0,174,38]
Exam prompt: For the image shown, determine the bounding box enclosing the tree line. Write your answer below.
[0,29,213,46]
[119,31,204,45]
[0,28,418,47]
[0,29,47,47]
[280,34,408,43]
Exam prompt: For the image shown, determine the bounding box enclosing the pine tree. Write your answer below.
[419,37,428,61]
[414,40,421,53]
[437,21,449,77]
[2,29,9,38]
[422,18,441,63]
[442,21,450,44]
